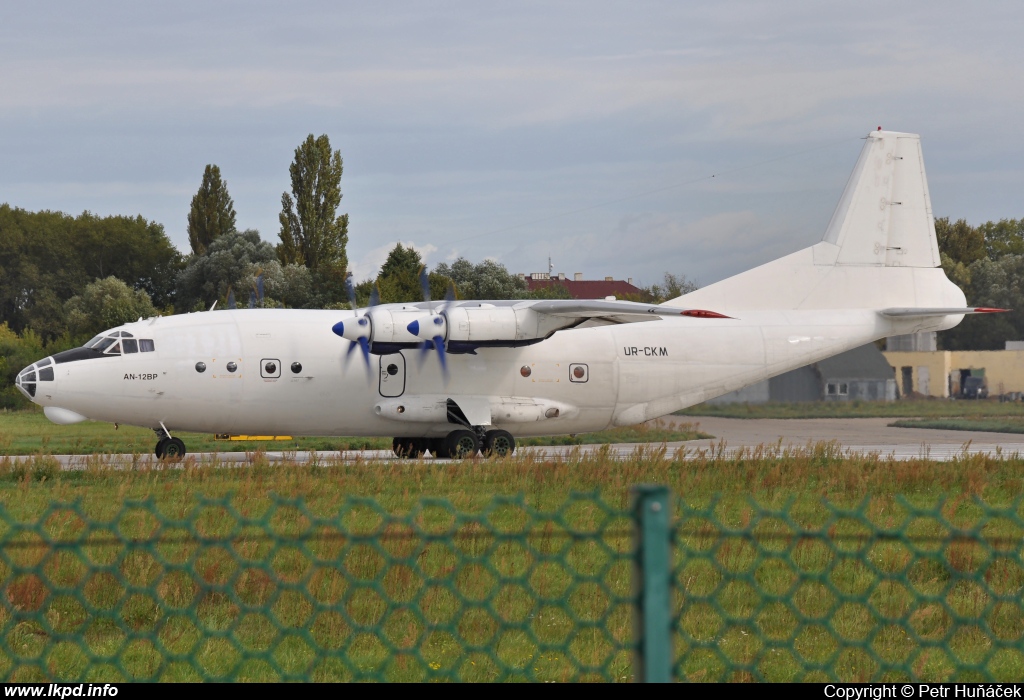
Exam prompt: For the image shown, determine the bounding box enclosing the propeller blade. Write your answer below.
[419,266,431,305]
[416,339,433,370]
[257,274,265,302]
[345,273,358,311]
[433,335,449,381]
[357,337,371,368]
[227,289,236,310]
[369,283,380,308]
[248,290,256,309]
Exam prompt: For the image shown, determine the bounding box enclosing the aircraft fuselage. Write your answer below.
[24,306,922,438]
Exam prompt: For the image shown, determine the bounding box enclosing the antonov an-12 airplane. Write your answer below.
[14,130,1001,459]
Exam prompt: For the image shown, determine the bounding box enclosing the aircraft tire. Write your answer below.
[446,430,479,459]
[483,430,516,457]
[163,437,187,460]
[154,438,168,458]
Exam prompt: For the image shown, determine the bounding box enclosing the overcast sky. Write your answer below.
[2,2,1022,287]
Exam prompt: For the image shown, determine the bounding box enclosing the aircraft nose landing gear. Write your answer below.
[154,426,186,460]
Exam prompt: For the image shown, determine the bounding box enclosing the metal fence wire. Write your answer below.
[1,488,1024,681]
[0,494,636,682]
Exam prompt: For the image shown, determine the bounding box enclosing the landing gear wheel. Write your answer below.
[157,437,186,460]
[393,437,426,458]
[445,430,480,459]
[483,430,516,457]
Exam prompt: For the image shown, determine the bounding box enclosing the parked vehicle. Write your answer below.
[961,376,989,399]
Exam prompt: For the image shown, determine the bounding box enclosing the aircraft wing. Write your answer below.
[527,299,731,319]
[880,307,1008,317]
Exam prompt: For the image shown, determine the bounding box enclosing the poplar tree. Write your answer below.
[187,165,237,256]
[277,134,349,281]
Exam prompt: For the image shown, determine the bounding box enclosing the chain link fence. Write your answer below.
[1,488,1023,681]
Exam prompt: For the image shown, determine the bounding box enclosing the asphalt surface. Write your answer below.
[16,416,1024,467]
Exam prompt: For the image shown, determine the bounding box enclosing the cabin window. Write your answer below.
[139,339,155,352]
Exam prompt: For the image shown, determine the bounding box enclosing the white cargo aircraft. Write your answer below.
[14,130,1001,459]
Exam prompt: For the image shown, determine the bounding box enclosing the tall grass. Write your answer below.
[1,444,1023,681]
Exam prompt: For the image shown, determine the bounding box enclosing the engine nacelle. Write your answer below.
[366,307,428,345]
[444,304,575,344]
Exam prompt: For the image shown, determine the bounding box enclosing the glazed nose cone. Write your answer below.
[15,363,36,399]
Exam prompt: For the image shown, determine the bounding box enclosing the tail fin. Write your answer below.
[820,130,940,268]
[665,129,964,312]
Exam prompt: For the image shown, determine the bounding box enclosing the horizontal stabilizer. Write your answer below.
[880,307,1008,318]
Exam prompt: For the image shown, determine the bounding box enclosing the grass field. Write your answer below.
[0,410,709,456]
[891,417,1024,434]
[2,445,1024,681]
[679,399,1024,420]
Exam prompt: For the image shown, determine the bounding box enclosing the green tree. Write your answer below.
[187,165,237,256]
[240,261,314,309]
[372,244,451,304]
[64,276,158,338]
[0,205,180,338]
[978,218,1024,259]
[176,229,278,311]
[940,254,1024,351]
[433,257,529,300]
[935,217,986,267]
[621,273,700,303]
[278,134,349,301]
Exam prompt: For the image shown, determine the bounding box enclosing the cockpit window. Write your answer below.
[37,357,52,367]
[139,339,155,352]
[123,339,138,353]
[85,335,105,349]
[106,342,121,355]
[93,337,116,352]
[118,331,134,338]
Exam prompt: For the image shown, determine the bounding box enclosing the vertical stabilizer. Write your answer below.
[666,129,962,312]
[822,130,940,268]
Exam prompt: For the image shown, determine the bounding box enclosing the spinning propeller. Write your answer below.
[406,267,456,381]
[331,274,378,372]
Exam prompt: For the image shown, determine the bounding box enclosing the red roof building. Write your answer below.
[521,272,641,299]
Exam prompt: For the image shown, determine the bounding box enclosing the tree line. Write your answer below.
[935,217,1024,350]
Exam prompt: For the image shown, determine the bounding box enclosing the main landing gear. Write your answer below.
[392,429,516,459]
[154,427,186,460]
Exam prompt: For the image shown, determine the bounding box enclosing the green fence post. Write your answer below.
[632,484,672,683]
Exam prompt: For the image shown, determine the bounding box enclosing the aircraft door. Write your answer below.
[378,353,406,398]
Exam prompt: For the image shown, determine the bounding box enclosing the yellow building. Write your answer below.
[881,350,1024,398]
